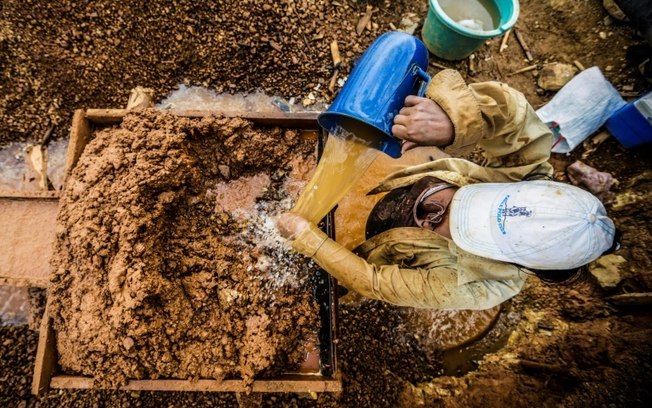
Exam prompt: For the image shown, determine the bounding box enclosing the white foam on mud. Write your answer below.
[0,139,68,191]
[0,286,29,326]
[46,139,68,191]
[0,143,25,190]
[156,85,326,112]
[232,197,316,291]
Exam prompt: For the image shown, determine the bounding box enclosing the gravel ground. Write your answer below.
[0,0,424,145]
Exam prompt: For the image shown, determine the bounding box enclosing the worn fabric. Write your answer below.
[291,70,554,310]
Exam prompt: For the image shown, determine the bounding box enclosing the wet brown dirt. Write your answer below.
[49,110,321,386]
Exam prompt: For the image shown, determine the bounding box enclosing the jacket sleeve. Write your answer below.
[290,223,526,310]
[425,70,554,178]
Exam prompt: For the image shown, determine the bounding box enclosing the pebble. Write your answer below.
[218,164,231,179]
[122,336,135,350]
[537,63,578,91]
[589,254,627,289]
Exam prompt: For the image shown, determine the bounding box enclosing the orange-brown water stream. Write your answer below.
[291,129,380,224]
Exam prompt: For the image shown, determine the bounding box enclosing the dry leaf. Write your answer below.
[356,5,373,35]
[269,40,282,52]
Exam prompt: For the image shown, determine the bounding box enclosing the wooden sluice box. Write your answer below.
[30,109,341,394]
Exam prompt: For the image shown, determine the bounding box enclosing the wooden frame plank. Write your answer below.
[32,110,340,395]
[84,109,320,128]
[0,190,60,199]
[0,198,59,287]
[64,110,92,178]
[0,276,49,288]
[50,374,342,393]
[32,301,57,395]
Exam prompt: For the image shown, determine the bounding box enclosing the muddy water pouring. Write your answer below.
[318,32,431,159]
[292,33,430,223]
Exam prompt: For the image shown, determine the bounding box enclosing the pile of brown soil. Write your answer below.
[49,110,321,386]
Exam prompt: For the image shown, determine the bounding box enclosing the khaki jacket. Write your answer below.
[291,70,554,310]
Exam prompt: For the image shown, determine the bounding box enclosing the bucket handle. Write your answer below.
[413,65,431,97]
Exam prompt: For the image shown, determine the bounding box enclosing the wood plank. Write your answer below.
[50,374,342,393]
[0,199,59,287]
[65,110,92,177]
[32,108,338,394]
[0,190,60,199]
[84,109,127,124]
[32,302,57,395]
[84,109,320,128]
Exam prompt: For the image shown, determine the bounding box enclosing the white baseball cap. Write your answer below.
[449,180,616,270]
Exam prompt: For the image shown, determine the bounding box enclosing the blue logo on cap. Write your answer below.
[496,195,533,235]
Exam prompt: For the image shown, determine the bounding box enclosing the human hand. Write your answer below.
[276,212,310,239]
[391,95,454,153]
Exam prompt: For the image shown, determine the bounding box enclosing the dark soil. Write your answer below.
[0,0,425,145]
[49,110,320,386]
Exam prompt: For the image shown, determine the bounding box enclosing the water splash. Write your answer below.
[156,85,326,112]
[0,286,29,326]
[0,139,68,191]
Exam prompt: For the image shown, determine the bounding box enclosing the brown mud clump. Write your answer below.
[49,110,320,387]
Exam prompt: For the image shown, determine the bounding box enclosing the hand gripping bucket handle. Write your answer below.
[318,32,431,158]
[414,65,431,97]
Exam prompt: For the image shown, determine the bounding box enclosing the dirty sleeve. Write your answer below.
[425,69,554,179]
[290,223,526,310]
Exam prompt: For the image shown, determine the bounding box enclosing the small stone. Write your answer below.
[537,63,578,91]
[589,254,627,289]
[398,15,419,35]
[122,336,135,351]
[218,165,230,179]
[599,31,607,39]
[602,0,628,21]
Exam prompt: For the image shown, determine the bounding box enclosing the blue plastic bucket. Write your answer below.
[422,0,519,60]
[606,91,652,148]
[318,32,430,158]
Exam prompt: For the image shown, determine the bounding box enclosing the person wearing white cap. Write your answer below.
[277,69,620,310]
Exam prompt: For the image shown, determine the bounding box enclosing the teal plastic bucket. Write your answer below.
[422,0,519,60]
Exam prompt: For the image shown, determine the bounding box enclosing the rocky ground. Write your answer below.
[2,0,652,407]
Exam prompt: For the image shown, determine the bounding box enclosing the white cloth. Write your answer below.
[536,67,627,153]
